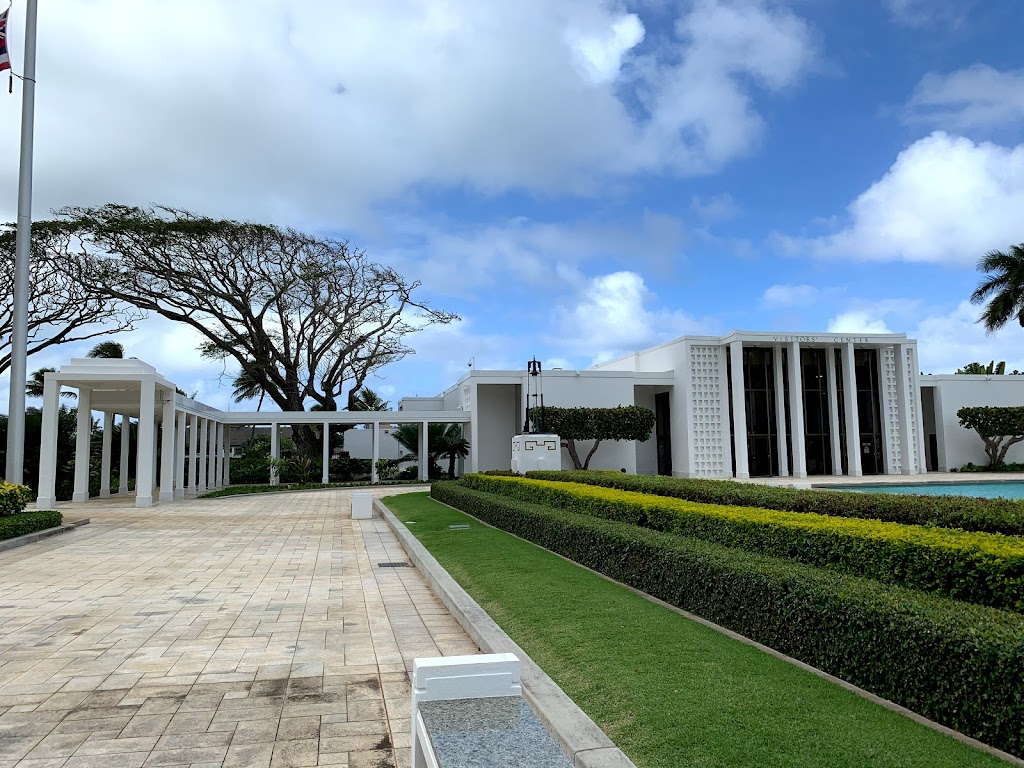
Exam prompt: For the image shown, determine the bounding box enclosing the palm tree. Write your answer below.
[87,341,125,358]
[349,387,389,411]
[26,368,75,399]
[231,368,265,410]
[435,425,470,478]
[957,361,1007,375]
[971,244,1024,333]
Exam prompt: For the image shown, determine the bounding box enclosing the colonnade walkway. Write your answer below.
[0,486,476,767]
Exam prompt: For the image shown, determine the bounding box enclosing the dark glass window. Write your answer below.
[800,348,833,475]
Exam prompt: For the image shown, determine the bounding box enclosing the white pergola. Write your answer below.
[35,359,470,509]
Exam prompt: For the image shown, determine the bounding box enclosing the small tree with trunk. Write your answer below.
[527,405,656,470]
[957,406,1024,466]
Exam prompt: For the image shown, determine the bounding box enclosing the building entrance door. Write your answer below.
[655,392,673,476]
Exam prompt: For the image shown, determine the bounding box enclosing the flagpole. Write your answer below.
[5,0,39,484]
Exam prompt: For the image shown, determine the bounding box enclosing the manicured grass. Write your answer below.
[384,492,1012,768]
[0,510,63,541]
[199,480,424,498]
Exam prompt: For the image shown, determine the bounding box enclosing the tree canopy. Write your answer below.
[970,244,1024,334]
[957,406,1024,467]
[0,221,139,375]
[527,405,656,470]
[48,204,456,454]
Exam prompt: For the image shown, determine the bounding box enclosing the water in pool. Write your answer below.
[831,481,1024,499]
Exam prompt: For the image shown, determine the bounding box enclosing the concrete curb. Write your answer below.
[0,518,91,554]
[375,498,636,768]
[195,483,431,501]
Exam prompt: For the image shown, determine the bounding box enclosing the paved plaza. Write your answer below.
[0,488,478,767]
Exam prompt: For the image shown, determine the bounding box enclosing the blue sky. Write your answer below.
[1,0,1023,410]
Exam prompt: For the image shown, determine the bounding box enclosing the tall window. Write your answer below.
[800,348,832,475]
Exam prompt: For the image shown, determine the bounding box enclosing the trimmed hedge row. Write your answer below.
[0,481,33,516]
[524,470,1024,536]
[0,510,63,541]
[463,474,1024,612]
[431,482,1024,758]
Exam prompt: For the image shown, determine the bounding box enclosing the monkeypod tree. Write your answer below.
[957,406,1024,467]
[527,405,656,470]
[55,204,457,457]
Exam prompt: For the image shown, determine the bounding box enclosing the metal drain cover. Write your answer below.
[448,524,470,530]
[377,562,411,568]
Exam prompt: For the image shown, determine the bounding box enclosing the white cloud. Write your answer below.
[826,311,892,334]
[788,132,1024,265]
[762,284,821,308]
[0,0,816,226]
[691,193,741,222]
[882,0,975,27]
[906,65,1024,131]
[553,271,716,364]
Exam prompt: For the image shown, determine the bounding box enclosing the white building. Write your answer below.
[29,331,1024,508]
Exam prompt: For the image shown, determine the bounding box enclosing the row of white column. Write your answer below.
[37,380,228,508]
[729,341,903,480]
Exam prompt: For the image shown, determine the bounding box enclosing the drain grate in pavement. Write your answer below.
[448,524,470,530]
[377,562,411,568]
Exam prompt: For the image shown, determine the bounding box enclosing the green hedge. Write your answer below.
[431,481,1024,758]
[0,510,63,541]
[0,481,33,516]
[463,474,1024,612]
[525,470,1024,536]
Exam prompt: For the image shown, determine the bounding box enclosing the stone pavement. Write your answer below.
[0,488,478,767]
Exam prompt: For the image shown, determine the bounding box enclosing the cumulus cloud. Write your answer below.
[0,0,816,227]
[882,0,975,27]
[906,65,1024,131]
[786,132,1024,265]
[553,271,716,364]
[826,312,892,334]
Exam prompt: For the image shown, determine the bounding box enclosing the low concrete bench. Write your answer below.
[411,654,572,768]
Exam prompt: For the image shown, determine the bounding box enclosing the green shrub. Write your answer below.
[0,481,33,516]
[0,510,63,540]
[525,469,1024,536]
[464,474,1024,612]
[432,481,1024,758]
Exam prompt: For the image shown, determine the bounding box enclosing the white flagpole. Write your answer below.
[5,0,39,484]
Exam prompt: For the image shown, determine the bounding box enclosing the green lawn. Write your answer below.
[384,492,1012,768]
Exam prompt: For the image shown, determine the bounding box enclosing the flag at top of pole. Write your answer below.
[0,5,12,77]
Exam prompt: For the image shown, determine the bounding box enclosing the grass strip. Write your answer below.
[385,492,1015,768]
[523,469,1024,535]
[0,510,63,540]
[465,473,1024,611]
[199,480,423,498]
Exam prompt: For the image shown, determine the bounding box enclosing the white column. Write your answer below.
[224,425,232,486]
[151,425,159,491]
[197,417,208,493]
[72,387,92,503]
[175,410,187,498]
[136,378,156,507]
[270,422,280,485]
[842,343,863,477]
[786,342,807,478]
[825,347,843,476]
[371,422,380,483]
[100,412,113,498]
[35,374,60,509]
[322,424,331,484]
[211,423,222,489]
[419,420,429,482]
[772,346,789,477]
[207,421,218,489]
[911,346,928,474]
[188,414,198,495]
[893,344,916,475]
[159,396,176,501]
[728,342,748,479]
[119,415,131,495]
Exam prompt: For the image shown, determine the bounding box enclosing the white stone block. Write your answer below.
[351,491,373,519]
[511,434,561,473]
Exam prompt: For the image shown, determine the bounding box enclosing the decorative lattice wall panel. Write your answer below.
[881,347,903,473]
[904,346,920,473]
[689,345,727,476]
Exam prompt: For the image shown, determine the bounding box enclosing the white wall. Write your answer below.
[477,384,520,471]
[926,375,1024,469]
[342,427,406,461]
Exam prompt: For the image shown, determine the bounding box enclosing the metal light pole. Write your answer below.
[5,0,40,483]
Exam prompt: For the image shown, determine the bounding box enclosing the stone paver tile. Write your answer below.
[22,730,91,759]
[73,735,160,755]
[141,745,229,766]
[121,712,174,738]
[224,742,274,768]
[270,738,319,768]
[277,716,320,742]
[164,710,215,735]
[63,752,149,768]
[347,750,396,768]
[153,729,233,750]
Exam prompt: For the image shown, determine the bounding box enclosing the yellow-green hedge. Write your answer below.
[0,481,33,516]
[462,474,1024,611]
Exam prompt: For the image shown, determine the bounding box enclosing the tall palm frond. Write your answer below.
[87,341,125,358]
[26,368,76,399]
[971,244,1024,334]
[349,387,389,411]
